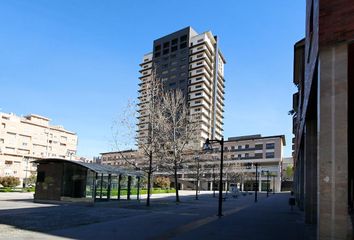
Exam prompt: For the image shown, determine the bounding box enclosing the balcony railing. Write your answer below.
[219,147,263,152]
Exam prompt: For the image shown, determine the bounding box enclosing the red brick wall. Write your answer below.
[297,0,319,146]
[319,0,354,45]
[348,43,354,210]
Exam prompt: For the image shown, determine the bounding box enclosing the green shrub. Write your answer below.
[153,177,171,189]
[0,176,20,188]
[25,187,35,192]
[0,187,12,192]
[106,188,175,197]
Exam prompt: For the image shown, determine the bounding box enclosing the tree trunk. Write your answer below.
[146,151,152,206]
[174,166,180,203]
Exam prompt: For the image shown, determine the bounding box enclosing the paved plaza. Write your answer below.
[0,191,315,240]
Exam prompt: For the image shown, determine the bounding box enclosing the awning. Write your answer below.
[34,158,144,177]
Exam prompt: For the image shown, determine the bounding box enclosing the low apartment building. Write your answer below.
[175,134,285,192]
[0,112,78,185]
[221,134,284,192]
[100,150,138,167]
[281,157,293,181]
[100,134,286,192]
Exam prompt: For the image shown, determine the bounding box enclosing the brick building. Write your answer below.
[292,0,353,238]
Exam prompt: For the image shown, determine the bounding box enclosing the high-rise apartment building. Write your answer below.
[138,27,226,148]
[0,112,78,184]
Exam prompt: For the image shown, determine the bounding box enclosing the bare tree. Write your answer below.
[225,162,250,192]
[156,89,200,202]
[193,151,214,200]
[111,67,164,206]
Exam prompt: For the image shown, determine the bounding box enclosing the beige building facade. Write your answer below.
[174,134,285,192]
[100,150,138,167]
[0,112,78,185]
[221,135,285,192]
[100,135,286,193]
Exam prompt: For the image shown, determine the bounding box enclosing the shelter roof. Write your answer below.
[34,158,143,177]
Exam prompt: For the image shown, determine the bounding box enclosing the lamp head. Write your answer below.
[202,138,212,151]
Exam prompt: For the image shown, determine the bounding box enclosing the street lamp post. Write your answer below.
[23,156,29,189]
[203,137,224,217]
[255,163,258,203]
[195,156,200,200]
[262,170,270,197]
[273,175,275,194]
[225,173,228,196]
[267,171,269,197]
[212,165,216,197]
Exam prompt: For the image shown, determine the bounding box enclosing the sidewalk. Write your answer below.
[167,193,316,240]
[48,192,314,240]
[0,191,315,239]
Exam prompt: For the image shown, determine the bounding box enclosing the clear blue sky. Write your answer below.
[0,0,305,158]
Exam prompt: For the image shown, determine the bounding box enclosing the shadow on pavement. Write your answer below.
[0,192,314,240]
[0,193,208,237]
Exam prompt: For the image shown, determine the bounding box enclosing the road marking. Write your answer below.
[152,204,252,240]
